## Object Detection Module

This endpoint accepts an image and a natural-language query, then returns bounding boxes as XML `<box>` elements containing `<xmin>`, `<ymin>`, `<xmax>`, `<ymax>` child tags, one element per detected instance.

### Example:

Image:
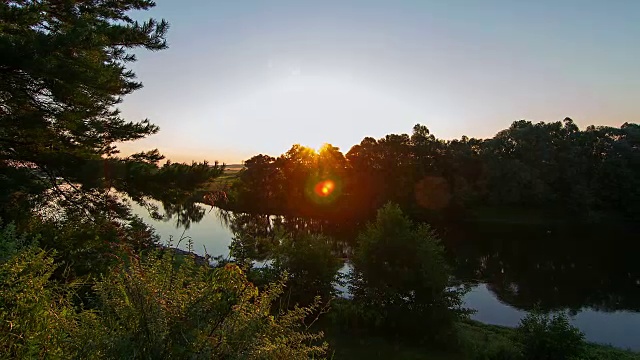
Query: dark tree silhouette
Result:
<box><xmin>0</xmin><ymin>0</ymin><xmax>222</xmax><ymax>223</ymax></box>
<box><xmin>226</xmin><ymin>118</ymin><xmax>639</xmax><ymax>223</ymax></box>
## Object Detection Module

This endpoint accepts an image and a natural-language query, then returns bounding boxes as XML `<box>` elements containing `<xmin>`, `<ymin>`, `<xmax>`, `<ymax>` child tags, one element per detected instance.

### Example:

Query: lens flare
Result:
<box><xmin>314</xmin><ymin>179</ymin><xmax>335</xmax><ymax>197</ymax></box>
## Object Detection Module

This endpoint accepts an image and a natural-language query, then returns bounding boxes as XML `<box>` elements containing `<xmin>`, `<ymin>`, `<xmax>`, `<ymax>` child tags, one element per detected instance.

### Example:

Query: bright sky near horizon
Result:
<box><xmin>118</xmin><ymin>0</ymin><xmax>640</xmax><ymax>164</ymax></box>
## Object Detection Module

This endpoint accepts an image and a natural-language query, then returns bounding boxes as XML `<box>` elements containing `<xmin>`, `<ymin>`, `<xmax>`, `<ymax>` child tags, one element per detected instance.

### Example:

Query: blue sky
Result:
<box><xmin>118</xmin><ymin>0</ymin><xmax>640</xmax><ymax>163</ymax></box>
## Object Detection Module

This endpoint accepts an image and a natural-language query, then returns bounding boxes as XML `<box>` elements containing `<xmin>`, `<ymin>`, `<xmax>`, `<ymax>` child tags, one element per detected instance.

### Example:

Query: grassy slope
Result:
<box><xmin>204</xmin><ymin>168</ymin><xmax>241</xmax><ymax>192</ymax></box>
<box><xmin>322</xmin><ymin>320</ymin><xmax>640</xmax><ymax>360</ymax></box>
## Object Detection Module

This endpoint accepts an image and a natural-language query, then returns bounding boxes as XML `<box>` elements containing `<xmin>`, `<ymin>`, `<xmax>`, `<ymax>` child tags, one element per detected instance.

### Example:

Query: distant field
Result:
<box><xmin>204</xmin><ymin>166</ymin><xmax>241</xmax><ymax>191</ymax></box>
<box><xmin>224</xmin><ymin>164</ymin><xmax>244</xmax><ymax>171</ymax></box>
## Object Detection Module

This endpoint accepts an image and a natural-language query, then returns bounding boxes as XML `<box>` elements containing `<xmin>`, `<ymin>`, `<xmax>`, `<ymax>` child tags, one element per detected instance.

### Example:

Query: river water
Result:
<box><xmin>131</xmin><ymin>201</ymin><xmax>640</xmax><ymax>350</ymax></box>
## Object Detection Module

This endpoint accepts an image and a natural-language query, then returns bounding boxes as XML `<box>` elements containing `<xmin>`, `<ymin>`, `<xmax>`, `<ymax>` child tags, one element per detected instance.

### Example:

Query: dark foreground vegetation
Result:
<box><xmin>1</xmin><ymin>1</ymin><xmax>638</xmax><ymax>359</ymax></box>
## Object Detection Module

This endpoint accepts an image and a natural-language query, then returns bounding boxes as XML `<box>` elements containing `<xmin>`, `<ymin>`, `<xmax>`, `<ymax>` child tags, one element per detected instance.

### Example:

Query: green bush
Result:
<box><xmin>345</xmin><ymin>203</ymin><xmax>468</xmax><ymax>344</ymax></box>
<box><xmin>0</xmin><ymin>243</ymin><xmax>328</xmax><ymax>359</ymax></box>
<box><xmin>0</xmin><ymin>219</ymin><xmax>35</xmax><ymax>261</ymax></box>
<box><xmin>85</xmin><ymin>250</ymin><xmax>328</xmax><ymax>359</ymax></box>
<box><xmin>0</xmin><ymin>247</ymin><xmax>87</xmax><ymax>359</ymax></box>
<box><xmin>227</xmin><ymin>214</ymin><xmax>342</xmax><ymax>309</ymax></box>
<box><xmin>25</xmin><ymin>212</ymin><xmax>158</xmax><ymax>280</ymax></box>
<box><xmin>516</xmin><ymin>311</ymin><xmax>585</xmax><ymax>360</ymax></box>
<box><xmin>270</xmin><ymin>232</ymin><xmax>342</xmax><ymax>308</ymax></box>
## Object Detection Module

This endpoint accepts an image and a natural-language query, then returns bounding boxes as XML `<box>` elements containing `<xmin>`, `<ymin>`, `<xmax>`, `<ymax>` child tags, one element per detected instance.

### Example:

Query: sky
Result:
<box><xmin>118</xmin><ymin>0</ymin><xmax>640</xmax><ymax>164</ymax></box>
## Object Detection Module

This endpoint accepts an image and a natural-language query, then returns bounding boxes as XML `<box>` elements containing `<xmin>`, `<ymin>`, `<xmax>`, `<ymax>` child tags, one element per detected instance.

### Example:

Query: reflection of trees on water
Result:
<box><xmin>158</xmin><ymin>203</ymin><xmax>640</xmax><ymax>314</ymax></box>
<box><xmin>445</xmin><ymin>225</ymin><xmax>640</xmax><ymax>313</ymax></box>
<box><xmin>158</xmin><ymin>200</ymin><xmax>207</xmax><ymax>230</ymax></box>
<box><xmin>215</xmin><ymin>209</ymin><xmax>354</xmax><ymax>264</ymax></box>
<box><xmin>132</xmin><ymin>193</ymin><xmax>209</xmax><ymax>230</ymax></box>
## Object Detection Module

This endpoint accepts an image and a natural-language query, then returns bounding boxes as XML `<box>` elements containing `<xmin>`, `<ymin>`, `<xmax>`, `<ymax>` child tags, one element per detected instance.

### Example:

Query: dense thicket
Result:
<box><xmin>228</xmin><ymin>119</ymin><xmax>640</xmax><ymax>223</ymax></box>
<box><xmin>0</xmin><ymin>229</ymin><xmax>327</xmax><ymax>359</ymax></box>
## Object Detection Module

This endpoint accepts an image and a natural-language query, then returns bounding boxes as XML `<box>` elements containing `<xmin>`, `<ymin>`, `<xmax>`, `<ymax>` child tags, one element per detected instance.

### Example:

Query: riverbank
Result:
<box><xmin>322</xmin><ymin>320</ymin><xmax>640</xmax><ymax>359</ymax></box>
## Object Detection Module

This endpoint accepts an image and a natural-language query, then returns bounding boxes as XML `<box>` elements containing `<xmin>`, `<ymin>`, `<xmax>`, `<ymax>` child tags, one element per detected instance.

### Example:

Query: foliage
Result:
<box><xmin>0</xmin><ymin>218</ymin><xmax>33</xmax><ymax>260</ymax></box>
<box><xmin>270</xmin><ymin>231</ymin><xmax>342</xmax><ymax>307</ymax></box>
<box><xmin>227</xmin><ymin>119</ymin><xmax>640</xmax><ymax>223</ymax></box>
<box><xmin>224</xmin><ymin>210</ymin><xmax>342</xmax><ymax>308</ymax></box>
<box><xmin>228</xmin><ymin>145</ymin><xmax>355</xmax><ymax>219</ymax></box>
<box><xmin>456</xmin><ymin>321</ymin><xmax>523</xmax><ymax>360</ymax></box>
<box><xmin>227</xmin><ymin>212</ymin><xmax>280</xmax><ymax>268</ymax></box>
<box><xmin>515</xmin><ymin>311</ymin><xmax>585</xmax><ymax>360</ymax></box>
<box><xmin>344</xmin><ymin>203</ymin><xmax>468</xmax><ymax>343</ymax></box>
<box><xmin>455</xmin><ymin>319</ymin><xmax>640</xmax><ymax>360</ymax></box>
<box><xmin>0</xmin><ymin>0</ymin><xmax>222</xmax><ymax>223</ymax></box>
<box><xmin>581</xmin><ymin>343</ymin><xmax>640</xmax><ymax>360</ymax></box>
<box><xmin>0</xmin><ymin>246</ymin><xmax>86</xmax><ymax>359</ymax></box>
<box><xmin>83</xmin><ymin>249</ymin><xmax>327</xmax><ymax>359</ymax></box>
<box><xmin>323</xmin><ymin>317</ymin><xmax>640</xmax><ymax>360</ymax></box>
<box><xmin>20</xmin><ymin>209</ymin><xmax>158</xmax><ymax>281</ymax></box>
<box><xmin>0</xmin><ymin>243</ymin><xmax>328</xmax><ymax>359</ymax></box>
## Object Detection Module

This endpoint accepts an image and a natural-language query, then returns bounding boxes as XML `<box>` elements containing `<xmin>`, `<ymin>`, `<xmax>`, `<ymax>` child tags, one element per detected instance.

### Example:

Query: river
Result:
<box><xmin>130</xmin><ymin>201</ymin><xmax>640</xmax><ymax>350</ymax></box>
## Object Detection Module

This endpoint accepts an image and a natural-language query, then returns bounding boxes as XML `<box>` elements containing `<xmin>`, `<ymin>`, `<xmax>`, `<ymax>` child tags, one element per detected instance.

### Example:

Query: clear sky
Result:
<box><xmin>118</xmin><ymin>0</ymin><xmax>640</xmax><ymax>164</ymax></box>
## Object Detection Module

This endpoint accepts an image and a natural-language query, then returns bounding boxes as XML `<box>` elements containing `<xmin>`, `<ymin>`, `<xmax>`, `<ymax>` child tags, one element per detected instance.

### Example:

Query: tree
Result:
<box><xmin>270</xmin><ymin>231</ymin><xmax>342</xmax><ymax>307</ymax></box>
<box><xmin>346</xmin><ymin>203</ymin><xmax>467</xmax><ymax>343</ymax></box>
<box><xmin>279</xmin><ymin>145</ymin><xmax>317</xmax><ymax>211</ymax></box>
<box><xmin>0</xmin><ymin>0</ymin><xmax>221</xmax><ymax>223</ymax></box>
<box><xmin>234</xmin><ymin>154</ymin><xmax>281</xmax><ymax>211</ymax></box>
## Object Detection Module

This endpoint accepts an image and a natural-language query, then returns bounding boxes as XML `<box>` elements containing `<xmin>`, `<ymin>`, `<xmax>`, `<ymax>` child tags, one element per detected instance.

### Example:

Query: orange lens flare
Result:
<box><xmin>314</xmin><ymin>180</ymin><xmax>335</xmax><ymax>197</ymax></box>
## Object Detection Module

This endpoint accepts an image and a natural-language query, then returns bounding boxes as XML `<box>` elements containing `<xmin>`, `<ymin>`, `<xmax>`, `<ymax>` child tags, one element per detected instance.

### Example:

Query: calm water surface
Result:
<box><xmin>131</xmin><ymin>202</ymin><xmax>640</xmax><ymax>350</ymax></box>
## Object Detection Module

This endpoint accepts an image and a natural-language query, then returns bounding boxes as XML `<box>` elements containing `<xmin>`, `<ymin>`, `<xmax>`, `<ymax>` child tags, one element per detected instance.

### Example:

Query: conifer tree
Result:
<box><xmin>0</xmin><ymin>1</ymin><xmax>221</xmax><ymax>220</ymax></box>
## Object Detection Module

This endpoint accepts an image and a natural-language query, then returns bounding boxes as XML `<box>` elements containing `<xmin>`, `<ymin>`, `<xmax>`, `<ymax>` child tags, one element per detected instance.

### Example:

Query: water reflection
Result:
<box><xmin>132</xmin><ymin>202</ymin><xmax>640</xmax><ymax>349</ymax></box>
<box><xmin>445</xmin><ymin>224</ymin><xmax>640</xmax><ymax>313</ymax></box>
<box><xmin>465</xmin><ymin>284</ymin><xmax>640</xmax><ymax>350</ymax></box>
<box><xmin>130</xmin><ymin>200</ymin><xmax>233</xmax><ymax>257</ymax></box>
<box><xmin>217</xmin><ymin>209</ymin><xmax>355</xmax><ymax>263</ymax></box>
<box><xmin>142</xmin><ymin>198</ymin><xmax>209</xmax><ymax>230</ymax></box>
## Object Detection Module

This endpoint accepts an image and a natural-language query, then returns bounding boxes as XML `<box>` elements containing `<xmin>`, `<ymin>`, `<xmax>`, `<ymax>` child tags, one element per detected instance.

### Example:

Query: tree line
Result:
<box><xmin>227</xmin><ymin>120</ymin><xmax>640</xmax><ymax>223</ymax></box>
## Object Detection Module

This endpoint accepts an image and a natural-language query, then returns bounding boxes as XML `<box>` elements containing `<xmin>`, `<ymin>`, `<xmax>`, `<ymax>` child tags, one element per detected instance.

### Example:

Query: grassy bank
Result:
<box><xmin>321</xmin><ymin>320</ymin><xmax>640</xmax><ymax>360</ymax></box>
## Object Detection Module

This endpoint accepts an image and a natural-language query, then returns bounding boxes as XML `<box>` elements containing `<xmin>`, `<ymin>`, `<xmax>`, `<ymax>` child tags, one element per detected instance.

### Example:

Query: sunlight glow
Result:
<box><xmin>313</xmin><ymin>179</ymin><xmax>335</xmax><ymax>197</ymax></box>
<box><xmin>204</xmin><ymin>74</ymin><xmax>423</xmax><ymax>161</ymax></box>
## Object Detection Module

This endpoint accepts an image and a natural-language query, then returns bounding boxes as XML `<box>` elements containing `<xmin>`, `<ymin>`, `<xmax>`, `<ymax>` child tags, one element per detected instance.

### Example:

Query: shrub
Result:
<box><xmin>227</xmin><ymin>212</ymin><xmax>279</xmax><ymax>268</ymax></box>
<box><xmin>346</xmin><ymin>203</ymin><xmax>468</xmax><ymax>344</ymax></box>
<box><xmin>23</xmin><ymin>212</ymin><xmax>159</xmax><ymax>280</ymax></box>
<box><xmin>83</xmin><ymin>249</ymin><xmax>328</xmax><ymax>359</ymax></box>
<box><xmin>271</xmin><ymin>232</ymin><xmax>342</xmax><ymax>308</ymax></box>
<box><xmin>516</xmin><ymin>311</ymin><xmax>585</xmax><ymax>360</ymax></box>
<box><xmin>0</xmin><ymin>219</ymin><xmax>36</xmax><ymax>261</ymax></box>
<box><xmin>0</xmin><ymin>247</ymin><xmax>86</xmax><ymax>359</ymax></box>
<box><xmin>0</xmin><ymin>242</ymin><xmax>328</xmax><ymax>359</ymax></box>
